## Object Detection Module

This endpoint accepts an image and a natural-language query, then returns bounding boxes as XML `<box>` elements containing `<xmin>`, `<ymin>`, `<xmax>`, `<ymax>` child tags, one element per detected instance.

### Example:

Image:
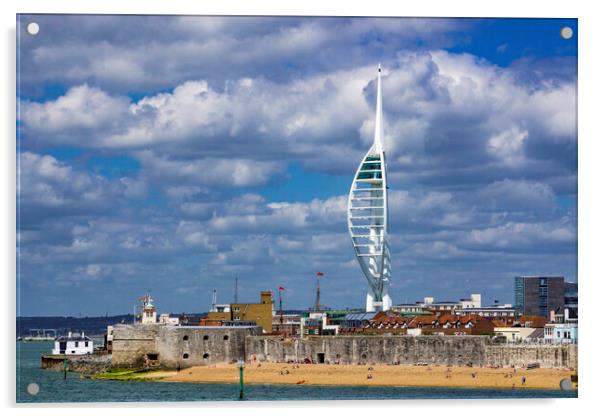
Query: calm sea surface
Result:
<box><xmin>17</xmin><ymin>341</ymin><xmax>576</xmax><ymax>403</ymax></box>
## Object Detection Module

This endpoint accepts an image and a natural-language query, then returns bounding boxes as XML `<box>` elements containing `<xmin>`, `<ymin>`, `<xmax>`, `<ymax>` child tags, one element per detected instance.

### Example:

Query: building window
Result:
<box><xmin>223</xmin><ymin>335</ymin><xmax>229</xmax><ymax>341</ymax></box>
<box><xmin>203</xmin><ymin>353</ymin><xmax>209</xmax><ymax>359</ymax></box>
<box><xmin>203</xmin><ymin>335</ymin><xmax>209</xmax><ymax>340</ymax></box>
<box><xmin>183</xmin><ymin>353</ymin><xmax>189</xmax><ymax>359</ymax></box>
<box><xmin>183</xmin><ymin>335</ymin><xmax>189</xmax><ymax>341</ymax></box>
<box><xmin>85</xmin><ymin>341</ymin><xmax>88</xmax><ymax>347</ymax></box>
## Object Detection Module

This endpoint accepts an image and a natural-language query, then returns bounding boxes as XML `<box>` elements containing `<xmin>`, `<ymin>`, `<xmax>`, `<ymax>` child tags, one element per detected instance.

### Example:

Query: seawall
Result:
<box><xmin>245</xmin><ymin>336</ymin><xmax>577</xmax><ymax>369</ymax></box>
<box><xmin>486</xmin><ymin>344</ymin><xmax>577</xmax><ymax>369</ymax></box>
<box><xmin>41</xmin><ymin>354</ymin><xmax>112</xmax><ymax>375</ymax></box>
<box><xmin>111</xmin><ymin>324</ymin><xmax>262</xmax><ymax>369</ymax></box>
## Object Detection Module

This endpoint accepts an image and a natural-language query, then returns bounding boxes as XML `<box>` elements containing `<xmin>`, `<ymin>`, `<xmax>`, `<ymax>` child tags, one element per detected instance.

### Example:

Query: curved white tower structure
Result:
<box><xmin>347</xmin><ymin>64</ymin><xmax>392</xmax><ymax>312</ymax></box>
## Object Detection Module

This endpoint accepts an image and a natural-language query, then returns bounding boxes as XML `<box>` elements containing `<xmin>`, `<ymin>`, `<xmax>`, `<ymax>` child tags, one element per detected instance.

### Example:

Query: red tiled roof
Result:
<box><xmin>437</xmin><ymin>314</ymin><xmax>456</xmax><ymax>324</ymax></box>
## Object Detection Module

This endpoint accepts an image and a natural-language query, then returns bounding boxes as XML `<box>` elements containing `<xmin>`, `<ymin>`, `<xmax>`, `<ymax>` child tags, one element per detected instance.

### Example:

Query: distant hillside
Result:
<box><xmin>17</xmin><ymin>313</ymin><xmax>206</xmax><ymax>338</ymax></box>
<box><xmin>17</xmin><ymin>315</ymin><xmax>135</xmax><ymax>338</ymax></box>
<box><xmin>16</xmin><ymin>309</ymin><xmax>319</xmax><ymax>338</ymax></box>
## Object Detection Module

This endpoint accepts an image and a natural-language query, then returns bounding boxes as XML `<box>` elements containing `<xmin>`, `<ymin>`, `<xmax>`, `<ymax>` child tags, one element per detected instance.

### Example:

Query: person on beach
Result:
<box><xmin>522</xmin><ymin>376</ymin><xmax>526</xmax><ymax>386</ymax></box>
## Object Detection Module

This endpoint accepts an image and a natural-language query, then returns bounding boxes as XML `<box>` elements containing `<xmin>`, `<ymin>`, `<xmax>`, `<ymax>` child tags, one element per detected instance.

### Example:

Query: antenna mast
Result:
<box><xmin>211</xmin><ymin>289</ymin><xmax>217</xmax><ymax>312</ymax></box>
<box><xmin>234</xmin><ymin>277</ymin><xmax>238</xmax><ymax>304</ymax></box>
<box><xmin>314</xmin><ymin>272</ymin><xmax>325</xmax><ymax>311</ymax></box>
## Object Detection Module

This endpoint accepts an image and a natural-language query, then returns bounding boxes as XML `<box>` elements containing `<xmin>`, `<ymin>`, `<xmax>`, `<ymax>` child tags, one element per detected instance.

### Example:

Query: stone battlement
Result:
<box><xmin>110</xmin><ymin>327</ymin><xmax>577</xmax><ymax>370</ymax></box>
<box><xmin>245</xmin><ymin>336</ymin><xmax>577</xmax><ymax>369</ymax></box>
<box><xmin>111</xmin><ymin>324</ymin><xmax>262</xmax><ymax>369</ymax></box>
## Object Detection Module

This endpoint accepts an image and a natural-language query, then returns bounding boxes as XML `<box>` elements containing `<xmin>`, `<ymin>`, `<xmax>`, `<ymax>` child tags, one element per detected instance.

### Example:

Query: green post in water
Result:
<box><xmin>63</xmin><ymin>357</ymin><xmax>67</xmax><ymax>380</ymax></box>
<box><xmin>238</xmin><ymin>359</ymin><xmax>244</xmax><ymax>400</ymax></box>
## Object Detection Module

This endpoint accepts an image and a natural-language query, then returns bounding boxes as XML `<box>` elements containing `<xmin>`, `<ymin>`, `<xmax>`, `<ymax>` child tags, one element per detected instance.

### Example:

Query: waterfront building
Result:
<box><xmin>390</xmin><ymin>303</ymin><xmax>429</xmax><ymax>314</ymax></box>
<box><xmin>159</xmin><ymin>314</ymin><xmax>180</xmax><ymax>325</ymax></box>
<box><xmin>272</xmin><ymin>314</ymin><xmax>302</xmax><ymax>336</ymax></box>
<box><xmin>52</xmin><ymin>332</ymin><xmax>93</xmax><ymax>355</ymax></box>
<box><xmin>491</xmin><ymin>316</ymin><xmax>546</xmax><ymax>343</ymax></box>
<box><xmin>550</xmin><ymin>306</ymin><xmax>578</xmax><ymax>324</ymax></box>
<box><xmin>459</xmin><ymin>294</ymin><xmax>482</xmax><ymax>309</ymax></box>
<box><xmin>348</xmin><ymin>64</ymin><xmax>392</xmax><ymax>312</ymax></box>
<box><xmin>205</xmin><ymin>291</ymin><xmax>273</xmax><ymax>333</ymax></box>
<box><xmin>514</xmin><ymin>276</ymin><xmax>565</xmax><ymax>317</ymax></box>
<box><xmin>544</xmin><ymin>323</ymin><xmax>578</xmax><ymax>345</ymax></box>
<box><xmin>340</xmin><ymin>312</ymin><xmax>378</xmax><ymax>333</ymax></box>
<box><xmin>391</xmin><ymin>293</ymin><xmax>483</xmax><ymax>315</ymax></box>
<box><xmin>454</xmin><ymin>307</ymin><xmax>516</xmax><ymax>318</ymax></box>
<box><xmin>564</xmin><ymin>281</ymin><xmax>578</xmax><ymax>319</ymax></box>
<box><xmin>493</xmin><ymin>327</ymin><xmax>537</xmax><ymax>342</ymax></box>
<box><xmin>300</xmin><ymin>312</ymin><xmax>341</xmax><ymax>336</ymax></box>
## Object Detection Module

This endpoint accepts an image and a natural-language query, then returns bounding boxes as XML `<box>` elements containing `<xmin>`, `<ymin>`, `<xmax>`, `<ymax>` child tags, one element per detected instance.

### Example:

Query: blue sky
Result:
<box><xmin>16</xmin><ymin>15</ymin><xmax>577</xmax><ymax>316</ymax></box>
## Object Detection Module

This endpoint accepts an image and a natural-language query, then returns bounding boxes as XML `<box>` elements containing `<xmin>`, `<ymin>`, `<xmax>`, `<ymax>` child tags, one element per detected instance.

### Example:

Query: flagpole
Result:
<box><xmin>279</xmin><ymin>289</ymin><xmax>283</xmax><ymax>325</ymax></box>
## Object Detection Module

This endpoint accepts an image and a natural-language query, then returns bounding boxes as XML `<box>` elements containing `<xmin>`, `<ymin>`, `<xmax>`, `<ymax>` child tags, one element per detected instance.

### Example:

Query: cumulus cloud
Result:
<box><xmin>18</xmin><ymin>16</ymin><xmax>467</xmax><ymax>95</ymax></box>
<box><xmin>133</xmin><ymin>151</ymin><xmax>286</xmax><ymax>190</ymax></box>
<box><xmin>465</xmin><ymin>220</ymin><xmax>575</xmax><ymax>251</ymax></box>
<box><xmin>18</xmin><ymin>152</ymin><xmax>112</xmax><ymax>216</ymax></box>
<box><xmin>20</xmin><ymin>51</ymin><xmax>576</xmax><ymax>191</ymax></box>
<box><xmin>16</xmin><ymin>15</ymin><xmax>577</xmax><ymax>315</ymax></box>
<box><xmin>20</xmin><ymin>85</ymin><xmax>130</xmax><ymax>146</ymax></box>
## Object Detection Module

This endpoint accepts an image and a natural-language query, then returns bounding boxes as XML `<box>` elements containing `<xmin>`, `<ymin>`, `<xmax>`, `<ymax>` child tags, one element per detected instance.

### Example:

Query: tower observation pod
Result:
<box><xmin>347</xmin><ymin>64</ymin><xmax>392</xmax><ymax>312</ymax></box>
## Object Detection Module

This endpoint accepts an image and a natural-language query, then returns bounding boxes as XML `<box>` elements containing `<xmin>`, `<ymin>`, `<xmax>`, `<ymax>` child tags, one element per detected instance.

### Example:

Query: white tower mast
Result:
<box><xmin>347</xmin><ymin>64</ymin><xmax>392</xmax><ymax>312</ymax></box>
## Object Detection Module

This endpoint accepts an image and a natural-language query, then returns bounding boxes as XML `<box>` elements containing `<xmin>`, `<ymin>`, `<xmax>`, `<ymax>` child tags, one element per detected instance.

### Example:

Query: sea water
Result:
<box><xmin>16</xmin><ymin>341</ymin><xmax>577</xmax><ymax>403</ymax></box>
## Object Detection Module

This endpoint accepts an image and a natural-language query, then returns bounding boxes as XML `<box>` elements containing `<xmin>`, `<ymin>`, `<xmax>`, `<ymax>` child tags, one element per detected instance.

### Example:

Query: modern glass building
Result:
<box><xmin>563</xmin><ymin>281</ymin><xmax>578</xmax><ymax>318</ymax></box>
<box><xmin>347</xmin><ymin>65</ymin><xmax>392</xmax><ymax>312</ymax></box>
<box><xmin>514</xmin><ymin>276</ymin><xmax>565</xmax><ymax>317</ymax></box>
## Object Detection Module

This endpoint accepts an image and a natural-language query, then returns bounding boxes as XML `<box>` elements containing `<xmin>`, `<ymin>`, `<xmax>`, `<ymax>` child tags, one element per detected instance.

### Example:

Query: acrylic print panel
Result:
<box><xmin>16</xmin><ymin>14</ymin><xmax>578</xmax><ymax>403</ymax></box>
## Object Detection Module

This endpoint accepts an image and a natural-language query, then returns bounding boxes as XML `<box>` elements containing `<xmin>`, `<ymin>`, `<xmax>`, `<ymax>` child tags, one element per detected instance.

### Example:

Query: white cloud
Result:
<box><xmin>19</xmin><ymin>152</ymin><xmax>110</xmax><ymax>209</ymax></box>
<box><xmin>21</xmin><ymin>85</ymin><xmax>129</xmax><ymax>144</ymax></box>
<box><xmin>487</xmin><ymin>126</ymin><xmax>528</xmax><ymax>166</ymax></box>
<box><xmin>466</xmin><ymin>221</ymin><xmax>575</xmax><ymax>248</ymax></box>
<box><xmin>477</xmin><ymin>179</ymin><xmax>556</xmax><ymax>213</ymax></box>
<box><xmin>20</xmin><ymin>51</ymin><xmax>576</xmax><ymax>189</ymax></box>
<box><xmin>136</xmin><ymin>150</ymin><xmax>285</xmax><ymax>188</ymax></box>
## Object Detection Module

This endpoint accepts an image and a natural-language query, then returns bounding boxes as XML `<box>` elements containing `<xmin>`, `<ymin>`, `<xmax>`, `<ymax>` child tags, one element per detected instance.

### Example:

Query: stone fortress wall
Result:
<box><xmin>111</xmin><ymin>326</ymin><xmax>577</xmax><ymax>370</ymax></box>
<box><xmin>111</xmin><ymin>324</ymin><xmax>261</xmax><ymax>368</ymax></box>
<box><xmin>245</xmin><ymin>336</ymin><xmax>577</xmax><ymax>369</ymax></box>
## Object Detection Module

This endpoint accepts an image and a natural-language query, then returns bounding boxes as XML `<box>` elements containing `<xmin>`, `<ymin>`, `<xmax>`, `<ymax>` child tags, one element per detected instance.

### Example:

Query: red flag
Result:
<box><xmin>278</xmin><ymin>286</ymin><xmax>285</xmax><ymax>291</ymax></box>
<box><xmin>316</xmin><ymin>272</ymin><xmax>324</xmax><ymax>277</ymax></box>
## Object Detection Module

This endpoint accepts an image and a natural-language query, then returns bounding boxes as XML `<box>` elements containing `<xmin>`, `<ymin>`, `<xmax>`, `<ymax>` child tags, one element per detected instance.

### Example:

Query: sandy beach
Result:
<box><xmin>137</xmin><ymin>363</ymin><xmax>575</xmax><ymax>390</ymax></box>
